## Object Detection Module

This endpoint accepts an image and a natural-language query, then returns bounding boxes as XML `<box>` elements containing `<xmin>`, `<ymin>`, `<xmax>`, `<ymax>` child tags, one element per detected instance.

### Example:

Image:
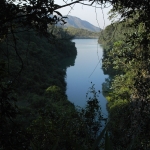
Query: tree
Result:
<box><xmin>1</xmin><ymin>0</ymin><xmax>150</xmax><ymax>149</ymax></box>
<box><xmin>100</xmin><ymin>2</ymin><xmax>150</xmax><ymax>149</ymax></box>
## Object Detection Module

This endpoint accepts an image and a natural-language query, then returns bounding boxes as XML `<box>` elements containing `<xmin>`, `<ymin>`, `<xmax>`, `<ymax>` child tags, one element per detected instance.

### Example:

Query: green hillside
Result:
<box><xmin>0</xmin><ymin>26</ymin><xmax>104</xmax><ymax>149</ymax></box>
<box><xmin>64</xmin><ymin>27</ymin><xmax>99</xmax><ymax>38</ymax></box>
<box><xmin>100</xmin><ymin>20</ymin><xmax>150</xmax><ymax>149</ymax></box>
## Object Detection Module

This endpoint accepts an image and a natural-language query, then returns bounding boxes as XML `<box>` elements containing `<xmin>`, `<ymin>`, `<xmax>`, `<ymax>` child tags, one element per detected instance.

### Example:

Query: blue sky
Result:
<box><xmin>55</xmin><ymin>0</ymin><xmax>112</xmax><ymax>29</ymax></box>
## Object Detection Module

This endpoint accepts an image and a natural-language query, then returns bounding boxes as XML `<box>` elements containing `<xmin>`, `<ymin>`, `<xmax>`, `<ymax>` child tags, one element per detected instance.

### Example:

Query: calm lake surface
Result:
<box><xmin>65</xmin><ymin>39</ymin><xmax>108</xmax><ymax>117</ymax></box>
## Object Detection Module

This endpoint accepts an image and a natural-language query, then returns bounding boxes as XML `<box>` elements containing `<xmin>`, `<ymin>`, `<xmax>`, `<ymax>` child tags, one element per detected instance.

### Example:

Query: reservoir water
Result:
<box><xmin>65</xmin><ymin>39</ymin><xmax>108</xmax><ymax>117</ymax></box>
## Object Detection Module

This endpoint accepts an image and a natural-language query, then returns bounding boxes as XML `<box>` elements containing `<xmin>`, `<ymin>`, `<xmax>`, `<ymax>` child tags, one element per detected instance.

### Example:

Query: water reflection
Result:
<box><xmin>65</xmin><ymin>39</ymin><xmax>108</xmax><ymax>117</ymax></box>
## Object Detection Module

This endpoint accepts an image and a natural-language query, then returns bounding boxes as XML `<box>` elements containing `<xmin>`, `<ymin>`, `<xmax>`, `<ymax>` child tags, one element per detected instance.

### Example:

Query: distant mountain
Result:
<box><xmin>64</xmin><ymin>15</ymin><xmax>101</xmax><ymax>32</ymax></box>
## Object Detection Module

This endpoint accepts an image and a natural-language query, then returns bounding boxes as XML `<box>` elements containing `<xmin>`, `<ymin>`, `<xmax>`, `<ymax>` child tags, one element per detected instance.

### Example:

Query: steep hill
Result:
<box><xmin>64</xmin><ymin>15</ymin><xmax>101</xmax><ymax>32</ymax></box>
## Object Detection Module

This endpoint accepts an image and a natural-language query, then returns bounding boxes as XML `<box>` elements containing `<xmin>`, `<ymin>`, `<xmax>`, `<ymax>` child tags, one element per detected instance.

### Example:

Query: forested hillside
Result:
<box><xmin>0</xmin><ymin>1</ymin><xmax>106</xmax><ymax>148</ymax></box>
<box><xmin>99</xmin><ymin>19</ymin><xmax>150</xmax><ymax>149</ymax></box>
<box><xmin>64</xmin><ymin>27</ymin><xmax>99</xmax><ymax>38</ymax></box>
<box><xmin>0</xmin><ymin>25</ymin><xmax>105</xmax><ymax>149</ymax></box>
<box><xmin>0</xmin><ymin>26</ymin><xmax>74</xmax><ymax>148</ymax></box>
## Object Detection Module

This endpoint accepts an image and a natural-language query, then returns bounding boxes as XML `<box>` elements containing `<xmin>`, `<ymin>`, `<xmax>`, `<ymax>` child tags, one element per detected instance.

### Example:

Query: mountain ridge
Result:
<box><xmin>64</xmin><ymin>15</ymin><xmax>101</xmax><ymax>32</ymax></box>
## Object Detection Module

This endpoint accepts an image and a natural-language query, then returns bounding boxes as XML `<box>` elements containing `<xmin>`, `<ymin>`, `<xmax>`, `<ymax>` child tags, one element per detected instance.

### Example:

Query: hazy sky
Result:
<box><xmin>54</xmin><ymin>1</ymin><xmax>112</xmax><ymax>29</ymax></box>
